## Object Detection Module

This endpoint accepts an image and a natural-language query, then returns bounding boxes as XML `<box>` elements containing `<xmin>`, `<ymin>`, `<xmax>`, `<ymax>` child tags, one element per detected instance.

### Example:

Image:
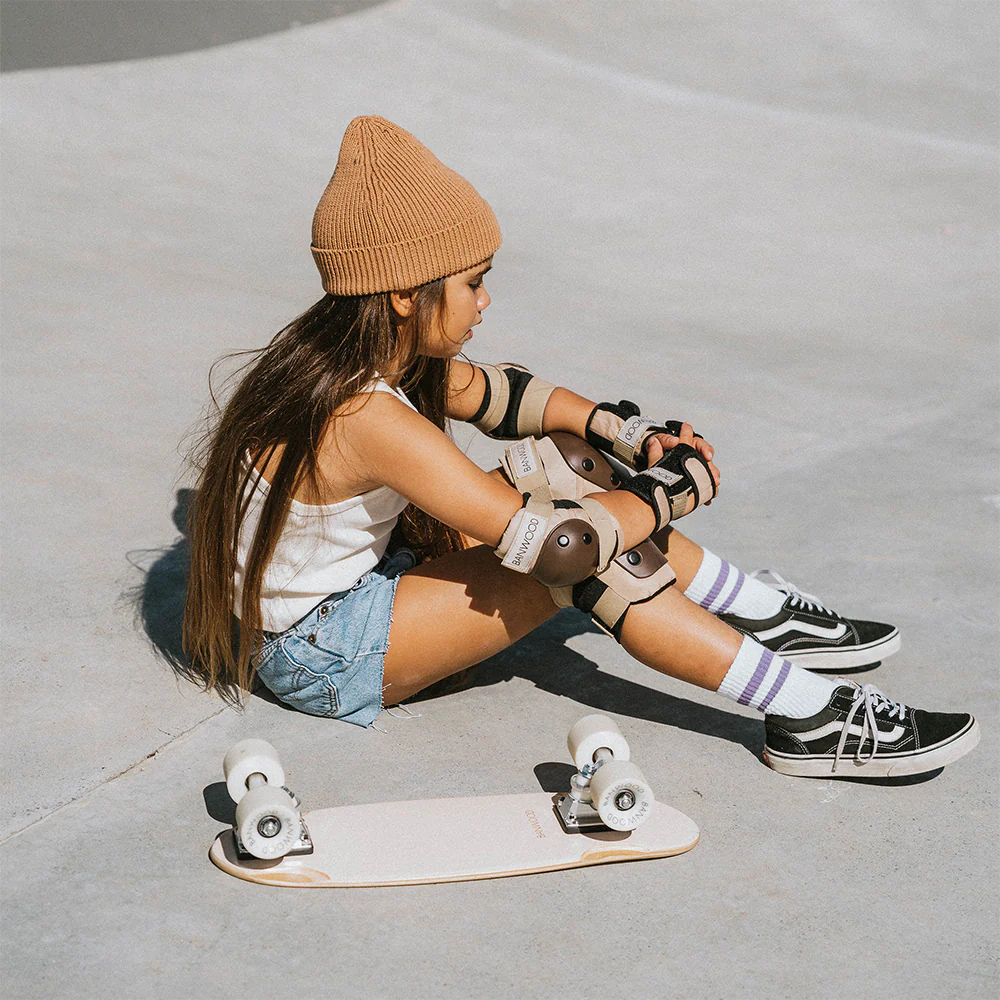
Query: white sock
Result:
<box><xmin>685</xmin><ymin>548</ymin><xmax>785</xmax><ymax>619</ymax></box>
<box><xmin>717</xmin><ymin>636</ymin><xmax>838</xmax><ymax>718</ymax></box>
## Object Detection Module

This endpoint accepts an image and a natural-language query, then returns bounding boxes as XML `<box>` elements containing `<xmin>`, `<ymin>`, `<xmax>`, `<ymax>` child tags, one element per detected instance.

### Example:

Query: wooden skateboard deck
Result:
<box><xmin>209</xmin><ymin>791</ymin><xmax>699</xmax><ymax>888</ymax></box>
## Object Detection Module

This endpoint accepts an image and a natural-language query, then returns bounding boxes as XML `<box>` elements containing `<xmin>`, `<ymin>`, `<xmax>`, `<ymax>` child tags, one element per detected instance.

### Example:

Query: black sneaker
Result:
<box><xmin>764</xmin><ymin>683</ymin><xmax>979</xmax><ymax>778</ymax></box>
<box><xmin>718</xmin><ymin>570</ymin><xmax>900</xmax><ymax>672</ymax></box>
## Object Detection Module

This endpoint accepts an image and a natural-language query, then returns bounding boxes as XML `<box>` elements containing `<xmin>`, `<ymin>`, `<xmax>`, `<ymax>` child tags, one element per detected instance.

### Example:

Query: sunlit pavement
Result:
<box><xmin>2</xmin><ymin>3</ymin><xmax>997</xmax><ymax>997</ymax></box>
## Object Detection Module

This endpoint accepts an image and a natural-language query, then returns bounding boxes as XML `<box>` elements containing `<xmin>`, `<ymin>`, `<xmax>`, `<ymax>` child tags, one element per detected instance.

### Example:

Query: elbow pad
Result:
<box><xmin>586</xmin><ymin>399</ymin><xmax>700</xmax><ymax>471</ymax></box>
<box><xmin>495</xmin><ymin>495</ymin><xmax>622</xmax><ymax>589</ymax></box>
<box><xmin>469</xmin><ymin>363</ymin><xmax>556</xmax><ymax>440</ymax></box>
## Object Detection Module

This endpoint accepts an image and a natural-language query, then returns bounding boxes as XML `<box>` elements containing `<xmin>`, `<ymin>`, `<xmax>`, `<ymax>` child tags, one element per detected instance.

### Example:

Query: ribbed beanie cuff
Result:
<box><xmin>311</xmin><ymin>116</ymin><xmax>502</xmax><ymax>295</ymax></box>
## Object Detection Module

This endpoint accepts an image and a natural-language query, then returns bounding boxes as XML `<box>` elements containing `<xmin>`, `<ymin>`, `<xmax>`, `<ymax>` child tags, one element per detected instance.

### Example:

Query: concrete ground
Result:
<box><xmin>2</xmin><ymin>2</ymin><xmax>997</xmax><ymax>997</ymax></box>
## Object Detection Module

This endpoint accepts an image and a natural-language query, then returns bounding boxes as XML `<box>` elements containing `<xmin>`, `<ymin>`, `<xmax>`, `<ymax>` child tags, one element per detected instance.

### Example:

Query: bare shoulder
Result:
<box><xmin>315</xmin><ymin>387</ymin><xmax>432</xmax><ymax>501</ymax></box>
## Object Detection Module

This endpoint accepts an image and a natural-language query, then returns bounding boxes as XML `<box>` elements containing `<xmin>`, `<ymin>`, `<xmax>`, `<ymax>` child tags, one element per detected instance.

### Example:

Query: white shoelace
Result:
<box><xmin>834</xmin><ymin>683</ymin><xmax>908</xmax><ymax>771</ymax></box>
<box><xmin>750</xmin><ymin>568</ymin><xmax>835</xmax><ymax>615</ymax></box>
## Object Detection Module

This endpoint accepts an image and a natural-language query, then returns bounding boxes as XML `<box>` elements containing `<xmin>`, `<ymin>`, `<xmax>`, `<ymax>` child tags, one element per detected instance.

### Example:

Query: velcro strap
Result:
<box><xmin>612</xmin><ymin>414</ymin><xmax>659</xmax><ymax>466</ymax></box>
<box><xmin>619</xmin><ymin>444</ymin><xmax>715</xmax><ymax>532</ymax></box>
<box><xmin>576</xmin><ymin>496</ymin><xmax>622</xmax><ymax>574</ymax></box>
<box><xmin>514</xmin><ymin>369</ymin><xmax>556</xmax><ymax>438</ymax></box>
<box><xmin>502</xmin><ymin>438</ymin><xmax>552</xmax><ymax>500</ymax></box>
<box><xmin>471</xmin><ymin>363</ymin><xmax>555</xmax><ymax>439</ymax></box>
<box><xmin>565</xmin><ymin>543</ymin><xmax>677</xmax><ymax>640</ymax></box>
<box><xmin>496</xmin><ymin>497</ymin><xmax>552</xmax><ymax>574</ymax></box>
<box><xmin>472</xmin><ymin>364</ymin><xmax>510</xmax><ymax>436</ymax></box>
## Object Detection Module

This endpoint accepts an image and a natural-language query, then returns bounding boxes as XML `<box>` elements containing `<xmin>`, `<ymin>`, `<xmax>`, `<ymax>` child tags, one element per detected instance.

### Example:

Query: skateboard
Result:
<box><xmin>209</xmin><ymin>715</ymin><xmax>699</xmax><ymax>888</ymax></box>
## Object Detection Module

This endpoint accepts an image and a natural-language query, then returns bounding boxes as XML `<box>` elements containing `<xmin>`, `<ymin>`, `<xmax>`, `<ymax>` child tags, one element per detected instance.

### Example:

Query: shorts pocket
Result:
<box><xmin>259</xmin><ymin>637</ymin><xmax>341</xmax><ymax>718</ymax></box>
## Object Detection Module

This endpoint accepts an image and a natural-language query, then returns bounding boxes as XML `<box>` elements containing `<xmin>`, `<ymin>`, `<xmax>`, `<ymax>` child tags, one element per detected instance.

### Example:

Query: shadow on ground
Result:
<box><xmin>132</xmin><ymin>490</ymin><xmax>764</xmax><ymax>760</ymax></box>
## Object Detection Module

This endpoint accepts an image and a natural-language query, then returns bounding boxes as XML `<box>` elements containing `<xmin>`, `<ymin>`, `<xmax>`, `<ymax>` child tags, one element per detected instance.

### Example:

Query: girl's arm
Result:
<box><xmin>447</xmin><ymin>360</ymin><xmax>717</xmax><ymax>481</ymax></box>
<box><xmin>446</xmin><ymin>360</ymin><xmax>599</xmax><ymax>437</ymax></box>
<box><xmin>338</xmin><ymin>390</ymin><xmax>657</xmax><ymax>550</ymax></box>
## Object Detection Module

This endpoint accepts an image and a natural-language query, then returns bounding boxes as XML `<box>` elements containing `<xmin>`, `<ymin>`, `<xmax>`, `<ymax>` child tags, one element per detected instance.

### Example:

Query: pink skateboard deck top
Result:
<box><xmin>210</xmin><ymin>791</ymin><xmax>699</xmax><ymax>888</ymax></box>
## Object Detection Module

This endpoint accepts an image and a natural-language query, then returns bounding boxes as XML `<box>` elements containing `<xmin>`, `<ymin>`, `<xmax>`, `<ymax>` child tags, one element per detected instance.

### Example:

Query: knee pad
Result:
<box><xmin>500</xmin><ymin>433</ymin><xmax>624</xmax><ymax>501</ymax></box>
<box><xmin>550</xmin><ymin>538</ymin><xmax>677</xmax><ymax>641</ymax></box>
<box><xmin>495</xmin><ymin>495</ymin><xmax>622</xmax><ymax>589</ymax></box>
<box><xmin>469</xmin><ymin>363</ymin><xmax>557</xmax><ymax>440</ymax></box>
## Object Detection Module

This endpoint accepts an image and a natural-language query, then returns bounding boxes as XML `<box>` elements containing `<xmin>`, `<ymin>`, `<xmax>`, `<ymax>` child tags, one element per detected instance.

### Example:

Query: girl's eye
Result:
<box><xmin>469</xmin><ymin>281</ymin><xmax>482</xmax><ymax>291</ymax></box>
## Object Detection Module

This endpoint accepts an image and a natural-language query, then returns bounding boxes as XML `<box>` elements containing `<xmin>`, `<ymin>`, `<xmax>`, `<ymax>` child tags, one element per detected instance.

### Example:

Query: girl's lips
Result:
<box><xmin>465</xmin><ymin>330</ymin><xmax>473</xmax><ymax>339</ymax></box>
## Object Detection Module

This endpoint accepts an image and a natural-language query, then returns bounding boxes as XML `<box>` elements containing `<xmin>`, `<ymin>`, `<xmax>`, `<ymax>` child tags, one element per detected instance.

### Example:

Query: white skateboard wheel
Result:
<box><xmin>589</xmin><ymin>759</ymin><xmax>654</xmax><ymax>831</ymax></box>
<box><xmin>234</xmin><ymin>784</ymin><xmax>302</xmax><ymax>860</ymax></box>
<box><xmin>567</xmin><ymin>714</ymin><xmax>630</xmax><ymax>771</ymax></box>
<box><xmin>223</xmin><ymin>739</ymin><xmax>285</xmax><ymax>804</ymax></box>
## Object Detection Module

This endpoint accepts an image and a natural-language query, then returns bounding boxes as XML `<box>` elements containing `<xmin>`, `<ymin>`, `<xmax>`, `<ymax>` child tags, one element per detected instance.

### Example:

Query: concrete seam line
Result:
<box><xmin>0</xmin><ymin>705</ymin><xmax>230</xmax><ymax>846</ymax></box>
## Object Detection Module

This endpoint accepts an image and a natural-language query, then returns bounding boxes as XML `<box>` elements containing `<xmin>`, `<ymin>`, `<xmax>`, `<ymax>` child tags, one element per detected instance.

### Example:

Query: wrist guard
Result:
<box><xmin>616</xmin><ymin>443</ymin><xmax>716</xmax><ymax>532</ymax></box>
<box><xmin>585</xmin><ymin>399</ymin><xmax>698</xmax><ymax>471</ymax></box>
<box><xmin>469</xmin><ymin>363</ymin><xmax>557</xmax><ymax>440</ymax></box>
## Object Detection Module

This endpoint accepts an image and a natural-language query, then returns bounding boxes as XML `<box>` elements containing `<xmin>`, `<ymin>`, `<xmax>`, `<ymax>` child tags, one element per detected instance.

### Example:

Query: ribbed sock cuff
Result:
<box><xmin>684</xmin><ymin>549</ymin><xmax>785</xmax><ymax>619</ymax></box>
<box><xmin>717</xmin><ymin>636</ymin><xmax>836</xmax><ymax>718</ymax></box>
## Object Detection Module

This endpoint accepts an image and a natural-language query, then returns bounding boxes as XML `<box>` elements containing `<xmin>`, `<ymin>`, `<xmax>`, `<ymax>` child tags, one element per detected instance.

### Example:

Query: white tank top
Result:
<box><xmin>233</xmin><ymin>379</ymin><xmax>417</xmax><ymax>632</ymax></box>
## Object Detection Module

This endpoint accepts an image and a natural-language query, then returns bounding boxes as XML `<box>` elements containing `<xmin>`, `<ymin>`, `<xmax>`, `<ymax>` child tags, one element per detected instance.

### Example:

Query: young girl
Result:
<box><xmin>184</xmin><ymin>115</ymin><xmax>978</xmax><ymax>779</ymax></box>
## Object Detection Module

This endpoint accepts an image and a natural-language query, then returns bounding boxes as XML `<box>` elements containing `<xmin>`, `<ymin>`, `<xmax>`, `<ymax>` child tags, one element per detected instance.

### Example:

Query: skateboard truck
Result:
<box><xmin>222</xmin><ymin>741</ymin><xmax>316</xmax><ymax>861</ymax></box>
<box><xmin>555</xmin><ymin>715</ymin><xmax>655</xmax><ymax>834</ymax></box>
<box><xmin>232</xmin><ymin>784</ymin><xmax>315</xmax><ymax>861</ymax></box>
<box><xmin>556</xmin><ymin>755</ymin><xmax>619</xmax><ymax>833</ymax></box>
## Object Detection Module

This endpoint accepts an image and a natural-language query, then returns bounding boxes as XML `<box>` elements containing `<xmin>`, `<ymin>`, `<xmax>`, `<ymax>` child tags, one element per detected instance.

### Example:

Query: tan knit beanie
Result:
<box><xmin>311</xmin><ymin>116</ymin><xmax>502</xmax><ymax>295</ymax></box>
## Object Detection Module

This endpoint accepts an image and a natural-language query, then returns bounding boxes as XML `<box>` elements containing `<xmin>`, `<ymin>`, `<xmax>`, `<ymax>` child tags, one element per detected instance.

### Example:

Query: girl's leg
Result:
<box><xmin>382</xmin><ymin>542</ymin><xmax>746</xmax><ymax>704</ymax></box>
<box><xmin>383</xmin><ymin>537</ymin><xmax>978</xmax><ymax>777</ymax></box>
<box><xmin>648</xmin><ymin>526</ymin><xmax>703</xmax><ymax>590</ymax></box>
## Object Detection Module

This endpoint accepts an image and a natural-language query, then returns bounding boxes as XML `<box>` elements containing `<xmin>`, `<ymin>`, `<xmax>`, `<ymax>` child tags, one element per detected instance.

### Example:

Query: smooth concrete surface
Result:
<box><xmin>2</xmin><ymin>2</ymin><xmax>997</xmax><ymax>997</ymax></box>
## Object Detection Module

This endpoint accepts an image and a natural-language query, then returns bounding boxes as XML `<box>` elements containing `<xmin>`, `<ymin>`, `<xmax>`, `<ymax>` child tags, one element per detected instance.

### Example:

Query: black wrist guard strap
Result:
<box><xmin>616</xmin><ymin>443</ymin><xmax>716</xmax><ymax>532</ymax></box>
<box><xmin>585</xmin><ymin>400</ymin><xmax>699</xmax><ymax>471</ymax></box>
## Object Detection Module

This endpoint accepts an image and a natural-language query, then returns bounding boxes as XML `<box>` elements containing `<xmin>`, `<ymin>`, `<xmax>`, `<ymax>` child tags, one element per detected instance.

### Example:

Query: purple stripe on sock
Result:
<box><xmin>758</xmin><ymin>659</ymin><xmax>792</xmax><ymax>711</ymax></box>
<box><xmin>737</xmin><ymin>648</ymin><xmax>774</xmax><ymax>705</ymax></box>
<box><xmin>699</xmin><ymin>560</ymin><xmax>730</xmax><ymax>609</ymax></box>
<box><xmin>715</xmin><ymin>569</ymin><xmax>745</xmax><ymax>615</ymax></box>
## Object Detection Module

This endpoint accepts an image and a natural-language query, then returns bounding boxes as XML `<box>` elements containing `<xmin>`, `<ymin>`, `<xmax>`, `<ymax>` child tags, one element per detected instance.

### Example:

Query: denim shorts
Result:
<box><xmin>253</xmin><ymin>547</ymin><xmax>416</xmax><ymax>728</ymax></box>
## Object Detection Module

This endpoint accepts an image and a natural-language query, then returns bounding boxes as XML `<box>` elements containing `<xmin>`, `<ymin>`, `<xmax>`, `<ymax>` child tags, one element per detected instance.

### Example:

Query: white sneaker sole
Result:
<box><xmin>764</xmin><ymin>718</ymin><xmax>980</xmax><ymax>778</ymax></box>
<box><xmin>780</xmin><ymin>630</ymin><xmax>901</xmax><ymax>671</ymax></box>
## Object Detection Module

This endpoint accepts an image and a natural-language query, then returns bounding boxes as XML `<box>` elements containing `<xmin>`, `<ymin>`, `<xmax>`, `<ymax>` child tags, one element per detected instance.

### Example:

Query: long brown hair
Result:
<box><xmin>183</xmin><ymin>280</ymin><xmax>467</xmax><ymax>702</ymax></box>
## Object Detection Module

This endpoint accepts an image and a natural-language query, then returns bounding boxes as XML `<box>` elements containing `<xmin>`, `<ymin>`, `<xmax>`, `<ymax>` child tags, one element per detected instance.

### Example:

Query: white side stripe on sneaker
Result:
<box><xmin>755</xmin><ymin>620</ymin><xmax>848</xmax><ymax>642</ymax></box>
<box><xmin>795</xmin><ymin>720</ymin><xmax>906</xmax><ymax>744</ymax></box>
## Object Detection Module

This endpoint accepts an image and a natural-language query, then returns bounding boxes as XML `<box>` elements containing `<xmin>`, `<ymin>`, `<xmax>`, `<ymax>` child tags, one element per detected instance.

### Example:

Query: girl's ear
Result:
<box><xmin>390</xmin><ymin>288</ymin><xmax>418</xmax><ymax>318</ymax></box>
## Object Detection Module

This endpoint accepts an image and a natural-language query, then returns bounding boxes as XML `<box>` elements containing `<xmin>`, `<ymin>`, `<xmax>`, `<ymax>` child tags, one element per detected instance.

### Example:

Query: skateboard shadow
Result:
<box><xmin>204</xmin><ymin>781</ymin><xmax>236</xmax><ymax>825</ymax></box>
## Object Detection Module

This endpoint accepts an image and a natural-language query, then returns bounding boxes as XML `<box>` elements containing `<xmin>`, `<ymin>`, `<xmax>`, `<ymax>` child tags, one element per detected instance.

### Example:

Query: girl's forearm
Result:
<box><xmin>540</xmin><ymin>386</ymin><xmax>598</xmax><ymax>438</ymax></box>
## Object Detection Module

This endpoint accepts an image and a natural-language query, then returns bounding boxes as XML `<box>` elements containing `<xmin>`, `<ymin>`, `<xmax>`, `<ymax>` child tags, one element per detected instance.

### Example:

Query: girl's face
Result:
<box><xmin>427</xmin><ymin>259</ymin><xmax>492</xmax><ymax>358</ymax></box>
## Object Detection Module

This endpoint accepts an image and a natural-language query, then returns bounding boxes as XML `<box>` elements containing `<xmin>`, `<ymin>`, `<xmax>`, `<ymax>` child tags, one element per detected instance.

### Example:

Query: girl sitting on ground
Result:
<box><xmin>183</xmin><ymin>116</ymin><xmax>978</xmax><ymax>779</ymax></box>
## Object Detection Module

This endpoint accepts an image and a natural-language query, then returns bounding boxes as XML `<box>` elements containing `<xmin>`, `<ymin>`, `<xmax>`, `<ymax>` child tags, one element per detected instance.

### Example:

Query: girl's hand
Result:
<box><xmin>644</xmin><ymin>425</ymin><xmax>720</xmax><ymax>498</ymax></box>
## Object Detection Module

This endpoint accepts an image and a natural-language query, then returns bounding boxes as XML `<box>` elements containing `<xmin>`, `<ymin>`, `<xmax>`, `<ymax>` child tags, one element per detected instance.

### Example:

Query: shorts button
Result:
<box><xmin>320</xmin><ymin>606</ymin><xmax>328</xmax><ymax>615</ymax></box>
<box><xmin>308</xmin><ymin>634</ymin><xmax>317</xmax><ymax>644</ymax></box>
